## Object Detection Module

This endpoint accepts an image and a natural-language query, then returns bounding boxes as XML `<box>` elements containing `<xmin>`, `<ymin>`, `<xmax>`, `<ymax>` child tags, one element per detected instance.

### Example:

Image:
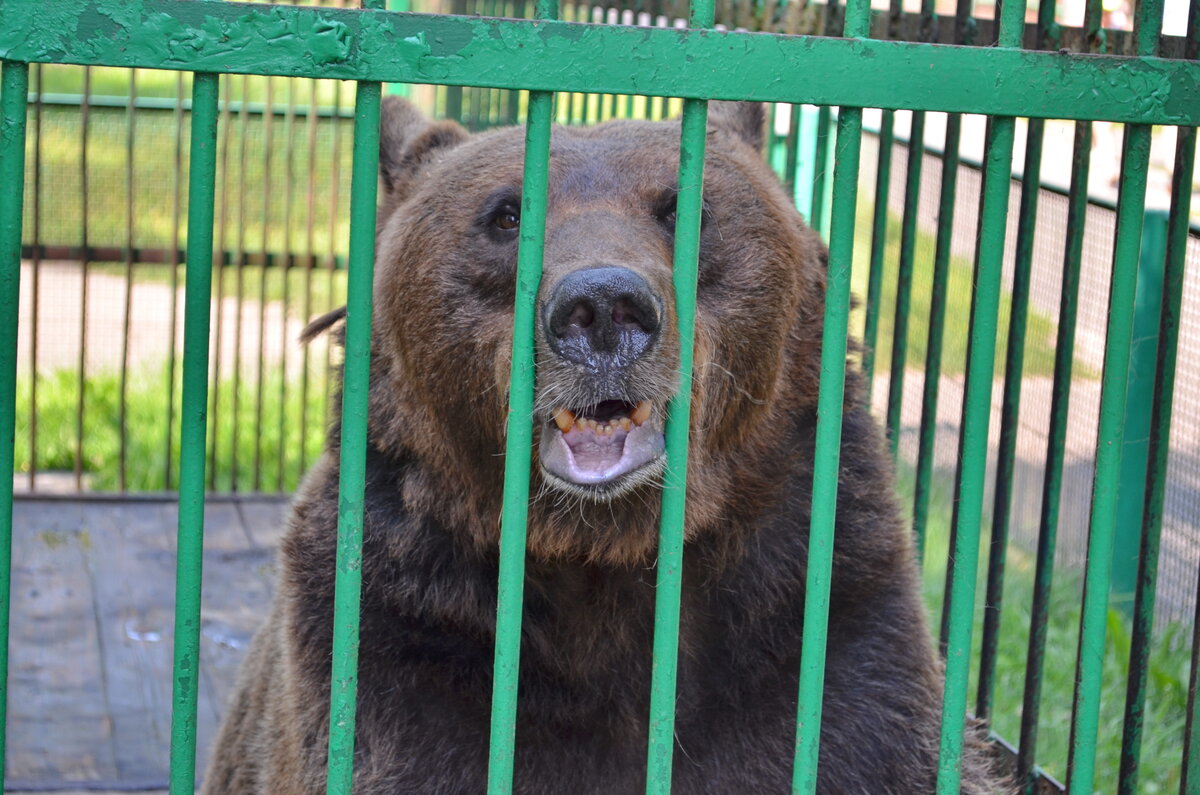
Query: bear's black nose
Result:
<box><xmin>544</xmin><ymin>266</ymin><xmax>661</xmax><ymax>369</ymax></box>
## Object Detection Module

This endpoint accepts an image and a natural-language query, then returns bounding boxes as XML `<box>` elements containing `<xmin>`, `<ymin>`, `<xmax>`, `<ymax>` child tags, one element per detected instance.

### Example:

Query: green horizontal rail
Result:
<box><xmin>0</xmin><ymin>58</ymin><xmax>30</xmax><ymax>786</ymax></box>
<box><xmin>3</xmin><ymin>1</ymin><xmax>1199</xmax><ymax>124</ymax></box>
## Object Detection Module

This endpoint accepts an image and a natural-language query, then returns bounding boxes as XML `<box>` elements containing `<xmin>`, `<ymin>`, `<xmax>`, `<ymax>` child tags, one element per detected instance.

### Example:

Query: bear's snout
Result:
<box><xmin>543</xmin><ymin>266</ymin><xmax>662</xmax><ymax>371</ymax></box>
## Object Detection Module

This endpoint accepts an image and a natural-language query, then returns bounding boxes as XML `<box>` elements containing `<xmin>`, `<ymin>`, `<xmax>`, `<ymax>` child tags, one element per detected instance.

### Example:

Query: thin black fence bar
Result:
<box><xmin>0</xmin><ymin>57</ymin><xmax>30</xmax><ymax>787</ymax></box>
<box><xmin>485</xmin><ymin>0</ymin><xmax>557</xmax><ymax>787</ymax></box>
<box><xmin>323</xmin><ymin>77</ymin><xmax>346</xmax><ymax>447</ymax></box>
<box><xmin>26</xmin><ymin>63</ymin><xmax>40</xmax><ymax>492</ymax></box>
<box><xmin>977</xmin><ymin>0</ymin><xmax>1059</xmax><ymax>720</ymax></box>
<box><xmin>1120</xmin><ymin>2</ymin><xmax>1197</xmax><ymax>783</ymax></box>
<box><xmin>73</xmin><ymin>67</ymin><xmax>90</xmax><ymax>491</ymax></box>
<box><xmin>887</xmin><ymin>0</ymin><xmax>932</xmax><ymax>437</ymax></box>
<box><xmin>883</xmin><ymin>100</ymin><xmax>923</xmax><ymax>460</ymax></box>
<box><xmin>253</xmin><ymin>71</ymin><xmax>275</xmax><ymax>492</ymax></box>
<box><xmin>791</xmin><ymin>0</ymin><xmax>871</xmax><ymax>788</ymax></box>
<box><xmin>277</xmin><ymin>77</ymin><xmax>299</xmax><ymax>493</ymax></box>
<box><xmin>935</xmin><ymin>0</ymin><xmax>1026</xmax><ymax>786</ymax></box>
<box><xmin>910</xmin><ymin>0</ymin><xmax>971</xmax><ymax>560</ymax></box>
<box><xmin>164</xmin><ymin>70</ymin><xmax>186</xmax><ymax>492</ymax></box>
<box><xmin>299</xmin><ymin>78</ymin><xmax>321</xmax><ymax>477</ymax></box>
<box><xmin>1066</xmin><ymin>0</ymin><xmax>1163</xmax><ymax>786</ymax></box>
<box><xmin>1016</xmin><ymin>32</ymin><xmax>1099</xmax><ymax>791</ymax></box>
<box><xmin>324</xmin><ymin>74</ymin><xmax>383</xmax><ymax>795</ymax></box>
<box><xmin>862</xmin><ymin>106</ymin><xmax>892</xmax><ymax>402</ymax></box>
<box><xmin>645</xmin><ymin>0</ymin><xmax>714</xmax><ymax>789</ymax></box>
<box><xmin>118</xmin><ymin>70</ymin><xmax>138</xmax><ymax>492</ymax></box>
<box><xmin>230</xmin><ymin>77</ymin><xmax>251</xmax><ymax>492</ymax></box>
<box><xmin>165</xmin><ymin>69</ymin><xmax>219</xmax><ymax>795</ymax></box>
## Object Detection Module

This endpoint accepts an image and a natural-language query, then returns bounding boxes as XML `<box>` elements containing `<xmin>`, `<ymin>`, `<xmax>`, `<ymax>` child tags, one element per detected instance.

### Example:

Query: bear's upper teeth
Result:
<box><xmin>553</xmin><ymin>408</ymin><xmax>576</xmax><ymax>433</ymax></box>
<box><xmin>551</xmin><ymin>400</ymin><xmax>653</xmax><ymax>434</ymax></box>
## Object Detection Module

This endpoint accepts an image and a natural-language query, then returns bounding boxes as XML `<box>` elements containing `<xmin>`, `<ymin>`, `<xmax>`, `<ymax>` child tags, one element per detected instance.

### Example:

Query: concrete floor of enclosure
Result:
<box><xmin>5</xmin><ymin>495</ymin><xmax>287</xmax><ymax>792</ymax></box>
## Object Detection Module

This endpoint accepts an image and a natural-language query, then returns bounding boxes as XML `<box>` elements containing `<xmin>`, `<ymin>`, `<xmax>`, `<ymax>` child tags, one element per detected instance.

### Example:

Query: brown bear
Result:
<box><xmin>202</xmin><ymin>97</ymin><xmax>1007</xmax><ymax>794</ymax></box>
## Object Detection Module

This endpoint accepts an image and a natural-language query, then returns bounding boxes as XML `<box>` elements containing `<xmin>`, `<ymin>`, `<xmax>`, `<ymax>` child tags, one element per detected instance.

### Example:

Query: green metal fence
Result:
<box><xmin>2</xmin><ymin>0</ymin><xmax>1200</xmax><ymax>793</ymax></box>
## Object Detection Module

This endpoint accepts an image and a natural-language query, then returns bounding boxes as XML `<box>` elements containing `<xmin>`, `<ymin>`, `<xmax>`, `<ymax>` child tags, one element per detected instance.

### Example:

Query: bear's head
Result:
<box><xmin>363</xmin><ymin>97</ymin><xmax>829</xmax><ymax>565</ymax></box>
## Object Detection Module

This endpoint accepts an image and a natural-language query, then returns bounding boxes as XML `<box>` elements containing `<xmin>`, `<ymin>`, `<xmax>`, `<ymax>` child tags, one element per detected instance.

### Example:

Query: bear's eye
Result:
<box><xmin>655</xmin><ymin>191</ymin><xmax>712</xmax><ymax>233</ymax></box>
<box><xmin>492</xmin><ymin>205</ymin><xmax>520</xmax><ymax>231</ymax></box>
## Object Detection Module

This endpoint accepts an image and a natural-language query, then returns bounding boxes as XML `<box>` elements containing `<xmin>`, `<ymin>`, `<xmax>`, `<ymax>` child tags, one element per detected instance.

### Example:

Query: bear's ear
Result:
<box><xmin>707</xmin><ymin>101</ymin><xmax>766</xmax><ymax>153</ymax></box>
<box><xmin>378</xmin><ymin>96</ymin><xmax>469</xmax><ymax>199</ymax></box>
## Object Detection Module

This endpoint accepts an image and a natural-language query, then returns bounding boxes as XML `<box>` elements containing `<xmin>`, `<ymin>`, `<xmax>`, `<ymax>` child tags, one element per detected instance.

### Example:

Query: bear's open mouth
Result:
<box><xmin>538</xmin><ymin>399</ymin><xmax>666</xmax><ymax>496</ymax></box>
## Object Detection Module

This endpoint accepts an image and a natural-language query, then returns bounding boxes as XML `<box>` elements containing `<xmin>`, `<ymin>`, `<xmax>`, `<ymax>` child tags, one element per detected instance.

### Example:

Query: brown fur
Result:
<box><xmin>203</xmin><ymin>98</ymin><xmax>1010</xmax><ymax>794</ymax></box>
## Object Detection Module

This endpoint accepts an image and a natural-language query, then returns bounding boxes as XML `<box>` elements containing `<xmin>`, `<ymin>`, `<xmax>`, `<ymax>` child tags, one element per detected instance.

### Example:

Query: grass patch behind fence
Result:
<box><xmin>849</xmin><ymin>203</ymin><xmax>1095</xmax><ymax>381</ymax></box>
<box><xmin>14</xmin><ymin>361</ymin><xmax>333</xmax><ymax>493</ymax></box>
<box><xmin>911</xmin><ymin>465</ymin><xmax>1190</xmax><ymax>792</ymax></box>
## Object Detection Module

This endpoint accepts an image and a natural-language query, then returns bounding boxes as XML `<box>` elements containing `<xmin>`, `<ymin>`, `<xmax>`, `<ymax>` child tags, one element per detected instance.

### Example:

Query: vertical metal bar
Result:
<box><xmin>324</xmin><ymin>79</ymin><xmax>345</xmax><ymax>434</ymax></box>
<box><xmin>1016</xmin><ymin>7</ymin><xmax>1102</xmax><ymax>788</ymax></box>
<box><xmin>861</xmin><ymin>109</ymin><xmax>892</xmax><ymax>403</ymax></box>
<box><xmin>1113</xmin><ymin>209</ymin><xmax>1170</xmax><ymax>794</ymax></box>
<box><xmin>486</xmin><ymin>90</ymin><xmax>552</xmax><ymax>795</ymax></box>
<box><xmin>300</xmin><ymin>78</ymin><xmax>320</xmax><ymax>476</ymax></box>
<box><xmin>486</xmin><ymin>4</ymin><xmax>557</xmax><ymax>790</ymax></box>
<box><xmin>871</xmin><ymin>0</ymin><xmax>905</xmax><ymax>419</ymax></box>
<box><xmin>278</xmin><ymin>78</ymin><xmax>299</xmax><ymax>493</ymax></box>
<box><xmin>976</xmin><ymin>113</ymin><xmax>1044</xmax><ymax>719</ymax></box>
<box><xmin>254</xmin><ymin>74</ymin><xmax>275</xmax><ymax>492</ymax></box>
<box><xmin>809</xmin><ymin>107</ymin><xmax>831</xmax><ymax>238</ymax></box>
<box><xmin>208</xmin><ymin>74</ymin><xmax>234</xmax><ymax>491</ymax></box>
<box><xmin>1016</xmin><ymin>124</ymin><xmax>1096</xmax><ymax>795</ymax></box>
<box><xmin>324</xmin><ymin>76</ymin><xmax>382</xmax><ymax>795</ymax></box>
<box><xmin>645</xmin><ymin>4</ymin><xmax>714</xmax><ymax>792</ymax></box>
<box><xmin>884</xmin><ymin>108</ymin><xmax>925</xmax><ymax>458</ymax></box>
<box><xmin>165</xmin><ymin>71</ymin><xmax>186</xmax><ymax>491</ymax></box>
<box><xmin>977</xmin><ymin>0</ymin><xmax>1059</xmax><ymax>718</ymax></box>
<box><xmin>487</xmin><ymin>0</ymin><xmax>556</xmax><ymax>787</ymax></box>
<box><xmin>167</xmin><ymin>69</ymin><xmax>219</xmax><ymax>795</ymax></box>
<box><xmin>27</xmin><ymin>64</ymin><xmax>41</xmax><ymax>492</ymax></box>
<box><xmin>911</xmin><ymin>0</ymin><xmax>971</xmax><ymax>559</ymax></box>
<box><xmin>791</xmin><ymin>0</ymin><xmax>870</xmax><ymax>788</ymax></box>
<box><xmin>230</xmin><ymin>77</ymin><xmax>251</xmax><ymax>492</ymax></box>
<box><xmin>119</xmin><ymin>70</ymin><xmax>138</xmax><ymax>492</ymax></box>
<box><xmin>1121</xmin><ymin>6</ymin><xmax>1196</xmax><ymax>781</ymax></box>
<box><xmin>0</xmin><ymin>58</ymin><xmax>30</xmax><ymax>785</ymax></box>
<box><xmin>936</xmin><ymin>0</ymin><xmax>1024</xmax><ymax>787</ymax></box>
<box><xmin>1067</xmin><ymin>0</ymin><xmax>1163</xmax><ymax>787</ymax></box>
<box><xmin>784</xmin><ymin>104</ymin><xmax>802</xmax><ymax>198</ymax></box>
<box><xmin>74</xmin><ymin>67</ymin><xmax>91</xmax><ymax>492</ymax></box>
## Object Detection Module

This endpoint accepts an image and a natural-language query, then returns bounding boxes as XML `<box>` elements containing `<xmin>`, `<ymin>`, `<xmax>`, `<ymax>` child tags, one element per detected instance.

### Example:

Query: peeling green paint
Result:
<box><xmin>0</xmin><ymin>0</ymin><xmax>1196</xmax><ymax>124</ymax></box>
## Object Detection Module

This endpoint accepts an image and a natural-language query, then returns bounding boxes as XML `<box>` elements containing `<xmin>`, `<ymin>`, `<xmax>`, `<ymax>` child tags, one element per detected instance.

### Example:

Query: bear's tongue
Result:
<box><xmin>561</xmin><ymin>426</ymin><xmax>630</xmax><ymax>474</ymax></box>
<box><xmin>539</xmin><ymin>400</ymin><xmax>665</xmax><ymax>486</ymax></box>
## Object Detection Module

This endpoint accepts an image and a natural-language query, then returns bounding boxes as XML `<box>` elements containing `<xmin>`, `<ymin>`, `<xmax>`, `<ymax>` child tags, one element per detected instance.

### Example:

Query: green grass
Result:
<box><xmin>911</xmin><ymin>466</ymin><xmax>1189</xmax><ymax>792</ymax></box>
<box><xmin>22</xmin><ymin>97</ymin><xmax>355</xmax><ymax>259</ymax></box>
<box><xmin>849</xmin><ymin>203</ymin><xmax>1095</xmax><ymax>381</ymax></box>
<box><xmin>14</xmin><ymin>361</ymin><xmax>333</xmax><ymax>492</ymax></box>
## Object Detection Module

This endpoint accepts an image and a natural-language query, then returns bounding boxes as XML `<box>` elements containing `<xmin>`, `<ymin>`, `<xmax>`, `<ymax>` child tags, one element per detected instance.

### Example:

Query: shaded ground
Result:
<box><xmin>5</xmin><ymin>496</ymin><xmax>287</xmax><ymax>792</ymax></box>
